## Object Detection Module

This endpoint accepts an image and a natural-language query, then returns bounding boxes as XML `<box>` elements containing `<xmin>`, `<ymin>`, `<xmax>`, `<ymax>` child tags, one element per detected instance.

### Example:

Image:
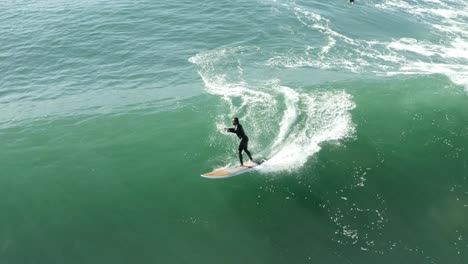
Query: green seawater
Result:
<box><xmin>1</xmin><ymin>0</ymin><xmax>468</xmax><ymax>263</ymax></box>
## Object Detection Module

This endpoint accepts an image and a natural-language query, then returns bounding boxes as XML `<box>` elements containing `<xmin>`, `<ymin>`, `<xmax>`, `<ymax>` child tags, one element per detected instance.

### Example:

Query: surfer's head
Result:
<box><xmin>232</xmin><ymin>117</ymin><xmax>239</xmax><ymax>125</ymax></box>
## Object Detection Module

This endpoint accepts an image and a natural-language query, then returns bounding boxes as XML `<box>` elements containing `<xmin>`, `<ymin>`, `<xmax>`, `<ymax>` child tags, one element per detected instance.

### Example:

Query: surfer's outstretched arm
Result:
<box><xmin>225</xmin><ymin>127</ymin><xmax>236</xmax><ymax>133</ymax></box>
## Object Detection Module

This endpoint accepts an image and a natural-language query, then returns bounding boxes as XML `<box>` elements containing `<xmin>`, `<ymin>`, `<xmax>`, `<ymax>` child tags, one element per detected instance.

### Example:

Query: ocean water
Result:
<box><xmin>1</xmin><ymin>0</ymin><xmax>467</xmax><ymax>263</ymax></box>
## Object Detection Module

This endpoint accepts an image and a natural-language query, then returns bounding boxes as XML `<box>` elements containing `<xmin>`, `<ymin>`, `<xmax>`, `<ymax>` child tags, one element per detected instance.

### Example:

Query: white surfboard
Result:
<box><xmin>201</xmin><ymin>160</ymin><xmax>262</xmax><ymax>179</ymax></box>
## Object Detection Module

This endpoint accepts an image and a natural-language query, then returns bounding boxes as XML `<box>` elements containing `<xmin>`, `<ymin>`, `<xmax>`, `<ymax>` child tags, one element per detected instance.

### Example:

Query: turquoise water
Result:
<box><xmin>1</xmin><ymin>0</ymin><xmax>468</xmax><ymax>263</ymax></box>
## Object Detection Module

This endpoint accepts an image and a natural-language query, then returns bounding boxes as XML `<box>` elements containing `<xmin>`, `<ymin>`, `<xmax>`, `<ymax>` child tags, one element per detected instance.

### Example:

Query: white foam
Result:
<box><xmin>320</xmin><ymin>36</ymin><xmax>336</xmax><ymax>56</ymax></box>
<box><xmin>260</xmin><ymin>90</ymin><xmax>355</xmax><ymax>173</ymax></box>
<box><xmin>388</xmin><ymin>61</ymin><xmax>468</xmax><ymax>88</ymax></box>
<box><xmin>372</xmin><ymin>0</ymin><xmax>468</xmax><ymax>88</ymax></box>
<box><xmin>271</xmin><ymin>86</ymin><xmax>300</xmax><ymax>149</ymax></box>
<box><xmin>265</xmin><ymin>0</ymin><xmax>468</xmax><ymax>89</ymax></box>
<box><xmin>387</xmin><ymin>38</ymin><xmax>437</xmax><ymax>57</ymax></box>
<box><xmin>189</xmin><ymin>46</ymin><xmax>274</xmax><ymax>106</ymax></box>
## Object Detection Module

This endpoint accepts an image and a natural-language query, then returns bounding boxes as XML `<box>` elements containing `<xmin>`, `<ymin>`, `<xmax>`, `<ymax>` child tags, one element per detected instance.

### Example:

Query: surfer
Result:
<box><xmin>224</xmin><ymin>117</ymin><xmax>254</xmax><ymax>166</ymax></box>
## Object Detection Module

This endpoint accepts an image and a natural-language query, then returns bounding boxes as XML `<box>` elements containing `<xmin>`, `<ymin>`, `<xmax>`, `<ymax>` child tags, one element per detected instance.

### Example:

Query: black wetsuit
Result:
<box><xmin>227</xmin><ymin>124</ymin><xmax>253</xmax><ymax>165</ymax></box>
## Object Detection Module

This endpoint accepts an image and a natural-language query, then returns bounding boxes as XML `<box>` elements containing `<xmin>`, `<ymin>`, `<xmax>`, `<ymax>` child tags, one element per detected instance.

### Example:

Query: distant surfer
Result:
<box><xmin>224</xmin><ymin>117</ymin><xmax>254</xmax><ymax>166</ymax></box>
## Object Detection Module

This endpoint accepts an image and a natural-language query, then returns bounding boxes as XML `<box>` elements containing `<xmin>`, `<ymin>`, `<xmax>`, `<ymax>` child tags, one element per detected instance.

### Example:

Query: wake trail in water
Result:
<box><xmin>190</xmin><ymin>46</ymin><xmax>355</xmax><ymax>173</ymax></box>
<box><xmin>263</xmin><ymin>86</ymin><xmax>355</xmax><ymax>172</ymax></box>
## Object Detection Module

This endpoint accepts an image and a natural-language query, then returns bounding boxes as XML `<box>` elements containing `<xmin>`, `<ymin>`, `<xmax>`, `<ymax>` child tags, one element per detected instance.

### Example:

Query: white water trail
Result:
<box><xmin>271</xmin><ymin>86</ymin><xmax>299</xmax><ymax>149</ymax></box>
<box><xmin>190</xmin><ymin>46</ymin><xmax>356</xmax><ymax>173</ymax></box>
<box><xmin>261</xmin><ymin>90</ymin><xmax>355</xmax><ymax>173</ymax></box>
